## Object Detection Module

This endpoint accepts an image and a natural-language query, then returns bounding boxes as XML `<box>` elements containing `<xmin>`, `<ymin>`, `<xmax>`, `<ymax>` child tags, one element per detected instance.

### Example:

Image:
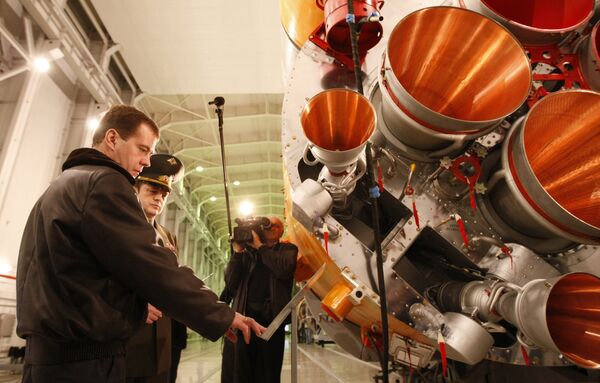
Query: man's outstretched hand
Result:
<box><xmin>225</xmin><ymin>312</ymin><xmax>266</xmax><ymax>344</ymax></box>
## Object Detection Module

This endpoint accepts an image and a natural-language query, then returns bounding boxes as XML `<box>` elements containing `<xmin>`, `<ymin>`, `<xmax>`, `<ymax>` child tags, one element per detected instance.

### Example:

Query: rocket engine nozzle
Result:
<box><xmin>300</xmin><ymin>88</ymin><xmax>376</xmax><ymax>173</ymax></box>
<box><xmin>386</xmin><ymin>7</ymin><xmax>530</xmax><ymax>126</ymax></box>
<box><xmin>379</xmin><ymin>7</ymin><xmax>531</xmax><ymax>153</ymax></box>
<box><xmin>498</xmin><ymin>90</ymin><xmax>600</xmax><ymax>244</ymax></box>
<box><xmin>579</xmin><ymin>21</ymin><xmax>600</xmax><ymax>91</ymax></box>
<box><xmin>473</xmin><ymin>0</ymin><xmax>596</xmax><ymax>45</ymax></box>
<box><xmin>498</xmin><ymin>273</ymin><xmax>600</xmax><ymax>369</ymax></box>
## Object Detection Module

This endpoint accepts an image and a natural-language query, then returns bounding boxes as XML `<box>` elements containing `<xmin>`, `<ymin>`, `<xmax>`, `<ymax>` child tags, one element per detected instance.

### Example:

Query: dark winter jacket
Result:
<box><xmin>16</xmin><ymin>148</ymin><xmax>233</xmax><ymax>363</ymax></box>
<box><xmin>225</xmin><ymin>242</ymin><xmax>297</xmax><ymax>325</ymax></box>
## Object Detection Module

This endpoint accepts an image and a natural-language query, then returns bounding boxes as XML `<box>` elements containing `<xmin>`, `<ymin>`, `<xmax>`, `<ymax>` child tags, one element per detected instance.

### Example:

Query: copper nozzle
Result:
<box><xmin>387</xmin><ymin>7</ymin><xmax>531</xmax><ymax>122</ymax></box>
<box><xmin>522</xmin><ymin>91</ymin><xmax>600</xmax><ymax>229</ymax></box>
<box><xmin>301</xmin><ymin>89</ymin><xmax>376</xmax><ymax>151</ymax></box>
<box><xmin>547</xmin><ymin>273</ymin><xmax>600</xmax><ymax>368</ymax></box>
<box><xmin>482</xmin><ymin>0</ymin><xmax>595</xmax><ymax>32</ymax></box>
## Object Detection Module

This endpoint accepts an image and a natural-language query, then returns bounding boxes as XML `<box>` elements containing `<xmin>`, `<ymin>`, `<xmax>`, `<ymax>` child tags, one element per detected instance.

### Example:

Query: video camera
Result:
<box><xmin>232</xmin><ymin>216</ymin><xmax>271</xmax><ymax>244</ymax></box>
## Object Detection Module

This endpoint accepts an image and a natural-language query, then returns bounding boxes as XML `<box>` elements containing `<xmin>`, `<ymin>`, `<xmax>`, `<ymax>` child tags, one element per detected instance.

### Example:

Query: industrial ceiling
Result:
<box><xmin>90</xmin><ymin>0</ymin><xmax>288</xmax><ymax>246</ymax></box>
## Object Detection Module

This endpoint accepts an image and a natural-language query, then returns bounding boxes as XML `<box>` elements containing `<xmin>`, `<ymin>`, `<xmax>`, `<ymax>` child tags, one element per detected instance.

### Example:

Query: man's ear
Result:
<box><xmin>105</xmin><ymin>128</ymin><xmax>119</xmax><ymax>149</ymax></box>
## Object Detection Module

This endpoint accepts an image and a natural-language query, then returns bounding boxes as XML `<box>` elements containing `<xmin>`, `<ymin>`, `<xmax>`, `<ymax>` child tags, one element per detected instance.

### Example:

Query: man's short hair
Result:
<box><xmin>92</xmin><ymin>105</ymin><xmax>159</xmax><ymax>146</ymax></box>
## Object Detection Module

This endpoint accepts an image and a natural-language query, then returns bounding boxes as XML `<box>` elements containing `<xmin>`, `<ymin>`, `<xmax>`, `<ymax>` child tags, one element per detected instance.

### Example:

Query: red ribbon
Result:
<box><xmin>521</xmin><ymin>345</ymin><xmax>530</xmax><ymax>367</ymax></box>
<box><xmin>438</xmin><ymin>331</ymin><xmax>447</xmax><ymax>377</ymax></box>
<box><xmin>454</xmin><ymin>214</ymin><xmax>469</xmax><ymax>248</ymax></box>
<box><xmin>501</xmin><ymin>246</ymin><xmax>514</xmax><ymax>270</ymax></box>
<box><xmin>412</xmin><ymin>199</ymin><xmax>420</xmax><ymax>229</ymax></box>
<box><xmin>377</xmin><ymin>164</ymin><xmax>384</xmax><ymax>192</ymax></box>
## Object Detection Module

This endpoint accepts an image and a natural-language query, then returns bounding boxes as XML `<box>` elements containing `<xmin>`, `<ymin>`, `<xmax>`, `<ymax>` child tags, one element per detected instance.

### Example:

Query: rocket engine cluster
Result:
<box><xmin>279</xmin><ymin>0</ymin><xmax>600</xmax><ymax>378</ymax></box>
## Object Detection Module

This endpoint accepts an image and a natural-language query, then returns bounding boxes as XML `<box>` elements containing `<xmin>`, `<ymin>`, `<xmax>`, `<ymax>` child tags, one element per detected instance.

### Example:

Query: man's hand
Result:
<box><xmin>225</xmin><ymin>312</ymin><xmax>266</xmax><ymax>344</ymax></box>
<box><xmin>232</xmin><ymin>241</ymin><xmax>245</xmax><ymax>253</ymax></box>
<box><xmin>145</xmin><ymin>303</ymin><xmax>162</xmax><ymax>324</ymax></box>
<box><xmin>247</xmin><ymin>231</ymin><xmax>263</xmax><ymax>250</ymax></box>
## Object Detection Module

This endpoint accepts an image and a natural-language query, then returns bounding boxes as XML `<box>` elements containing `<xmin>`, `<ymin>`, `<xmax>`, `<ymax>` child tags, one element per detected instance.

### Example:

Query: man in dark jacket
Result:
<box><xmin>16</xmin><ymin>105</ymin><xmax>263</xmax><ymax>383</ymax></box>
<box><xmin>126</xmin><ymin>154</ymin><xmax>185</xmax><ymax>383</ymax></box>
<box><xmin>220</xmin><ymin>216</ymin><xmax>298</xmax><ymax>383</ymax></box>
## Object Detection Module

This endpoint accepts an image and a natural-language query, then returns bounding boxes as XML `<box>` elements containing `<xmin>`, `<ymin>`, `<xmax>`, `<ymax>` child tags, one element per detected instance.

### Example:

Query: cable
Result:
<box><xmin>345</xmin><ymin>3</ymin><xmax>388</xmax><ymax>381</ymax></box>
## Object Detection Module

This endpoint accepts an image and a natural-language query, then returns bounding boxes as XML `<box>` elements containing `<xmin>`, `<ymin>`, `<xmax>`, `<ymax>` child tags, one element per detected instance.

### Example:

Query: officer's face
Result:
<box><xmin>113</xmin><ymin>123</ymin><xmax>157</xmax><ymax>177</ymax></box>
<box><xmin>138</xmin><ymin>183</ymin><xmax>170</xmax><ymax>220</ymax></box>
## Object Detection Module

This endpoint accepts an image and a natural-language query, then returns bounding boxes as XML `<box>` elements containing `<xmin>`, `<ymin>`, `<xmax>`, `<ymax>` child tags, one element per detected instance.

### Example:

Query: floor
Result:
<box><xmin>0</xmin><ymin>338</ymin><xmax>380</xmax><ymax>383</ymax></box>
<box><xmin>177</xmin><ymin>338</ymin><xmax>380</xmax><ymax>383</ymax></box>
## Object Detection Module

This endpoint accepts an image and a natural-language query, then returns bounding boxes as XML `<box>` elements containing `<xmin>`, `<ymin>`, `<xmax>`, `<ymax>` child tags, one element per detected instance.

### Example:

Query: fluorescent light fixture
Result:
<box><xmin>0</xmin><ymin>263</ymin><xmax>12</xmax><ymax>274</ymax></box>
<box><xmin>86</xmin><ymin>117</ymin><xmax>100</xmax><ymax>131</ymax></box>
<box><xmin>209</xmin><ymin>196</ymin><xmax>217</xmax><ymax>202</ymax></box>
<box><xmin>239</xmin><ymin>200</ymin><xmax>254</xmax><ymax>217</ymax></box>
<box><xmin>195</xmin><ymin>166</ymin><xmax>204</xmax><ymax>172</ymax></box>
<box><xmin>233</xmin><ymin>180</ymin><xmax>240</xmax><ymax>186</ymax></box>
<box><xmin>33</xmin><ymin>57</ymin><xmax>50</xmax><ymax>72</ymax></box>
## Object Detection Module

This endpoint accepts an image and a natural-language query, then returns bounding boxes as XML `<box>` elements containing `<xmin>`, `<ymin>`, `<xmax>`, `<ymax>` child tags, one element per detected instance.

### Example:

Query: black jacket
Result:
<box><xmin>224</xmin><ymin>242</ymin><xmax>297</xmax><ymax>324</ymax></box>
<box><xmin>17</xmin><ymin>148</ymin><xmax>233</xmax><ymax>357</ymax></box>
<box><xmin>126</xmin><ymin>222</ymin><xmax>175</xmax><ymax>378</ymax></box>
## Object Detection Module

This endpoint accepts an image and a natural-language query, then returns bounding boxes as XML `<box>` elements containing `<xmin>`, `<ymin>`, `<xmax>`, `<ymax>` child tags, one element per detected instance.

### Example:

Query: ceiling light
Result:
<box><xmin>233</xmin><ymin>180</ymin><xmax>240</xmax><ymax>186</ymax></box>
<box><xmin>195</xmin><ymin>166</ymin><xmax>204</xmax><ymax>172</ymax></box>
<box><xmin>239</xmin><ymin>200</ymin><xmax>254</xmax><ymax>217</ymax></box>
<box><xmin>209</xmin><ymin>196</ymin><xmax>217</xmax><ymax>202</ymax></box>
<box><xmin>33</xmin><ymin>57</ymin><xmax>50</xmax><ymax>72</ymax></box>
<box><xmin>86</xmin><ymin>117</ymin><xmax>100</xmax><ymax>131</ymax></box>
<box><xmin>0</xmin><ymin>263</ymin><xmax>12</xmax><ymax>274</ymax></box>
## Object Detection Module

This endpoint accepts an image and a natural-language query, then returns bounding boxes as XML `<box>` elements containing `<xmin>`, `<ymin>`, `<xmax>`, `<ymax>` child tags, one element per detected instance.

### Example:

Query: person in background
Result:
<box><xmin>126</xmin><ymin>153</ymin><xmax>186</xmax><ymax>383</ymax></box>
<box><xmin>221</xmin><ymin>216</ymin><xmax>298</xmax><ymax>383</ymax></box>
<box><xmin>17</xmin><ymin>104</ymin><xmax>264</xmax><ymax>383</ymax></box>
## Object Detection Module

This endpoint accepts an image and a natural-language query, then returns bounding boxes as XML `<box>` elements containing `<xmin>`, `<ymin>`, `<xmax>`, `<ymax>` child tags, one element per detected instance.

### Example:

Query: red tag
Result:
<box><xmin>521</xmin><ymin>344</ymin><xmax>530</xmax><ymax>367</ymax></box>
<box><xmin>412</xmin><ymin>199</ymin><xmax>420</xmax><ymax>229</ymax></box>
<box><xmin>455</xmin><ymin>214</ymin><xmax>469</xmax><ymax>248</ymax></box>
<box><xmin>438</xmin><ymin>331</ymin><xmax>447</xmax><ymax>377</ymax></box>
<box><xmin>377</xmin><ymin>164</ymin><xmax>384</xmax><ymax>192</ymax></box>
<box><xmin>468</xmin><ymin>180</ymin><xmax>477</xmax><ymax>211</ymax></box>
<box><xmin>501</xmin><ymin>246</ymin><xmax>514</xmax><ymax>270</ymax></box>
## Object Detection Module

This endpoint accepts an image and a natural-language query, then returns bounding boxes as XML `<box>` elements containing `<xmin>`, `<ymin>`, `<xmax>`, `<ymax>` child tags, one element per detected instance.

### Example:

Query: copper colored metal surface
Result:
<box><xmin>547</xmin><ymin>273</ymin><xmax>600</xmax><ymax>368</ymax></box>
<box><xmin>321</xmin><ymin>283</ymin><xmax>354</xmax><ymax>321</ymax></box>
<box><xmin>482</xmin><ymin>0</ymin><xmax>594</xmax><ymax>31</ymax></box>
<box><xmin>301</xmin><ymin>89</ymin><xmax>376</xmax><ymax>151</ymax></box>
<box><xmin>387</xmin><ymin>7</ymin><xmax>531</xmax><ymax>122</ymax></box>
<box><xmin>279</xmin><ymin>0</ymin><xmax>324</xmax><ymax>48</ymax></box>
<box><xmin>522</xmin><ymin>91</ymin><xmax>600</xmax><ymax>228</ymax></box>
<box><xmin>324</xmin><ymin>0</ymin><xmax>383</xmax><ymax>54</ymax></box>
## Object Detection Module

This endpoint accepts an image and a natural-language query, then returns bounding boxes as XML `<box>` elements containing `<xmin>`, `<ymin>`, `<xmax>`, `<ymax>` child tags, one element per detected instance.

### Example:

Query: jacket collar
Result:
<box><xmin>62</xmin><ymin>148</ymin><xmax>135</xmax><ymax>185</ymax></box>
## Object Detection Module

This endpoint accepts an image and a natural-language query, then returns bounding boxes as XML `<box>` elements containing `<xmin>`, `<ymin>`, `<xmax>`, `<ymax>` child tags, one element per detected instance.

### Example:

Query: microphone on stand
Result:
<box><xmin>208</xmin><ymin>96</ymin><xmax>225</xmax><ymax>107</ymax></box>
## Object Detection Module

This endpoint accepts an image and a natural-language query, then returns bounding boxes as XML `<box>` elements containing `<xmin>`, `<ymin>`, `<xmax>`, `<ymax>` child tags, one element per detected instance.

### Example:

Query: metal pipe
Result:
<box><xmin>0</xmin><ymin>65</ymin><xmax>29</xmax><ymax>83</ymax></box>
<box><xmin>0</xmin><ymin>23</ymin><xmax>30</xmax><ymax>61</ymax></box>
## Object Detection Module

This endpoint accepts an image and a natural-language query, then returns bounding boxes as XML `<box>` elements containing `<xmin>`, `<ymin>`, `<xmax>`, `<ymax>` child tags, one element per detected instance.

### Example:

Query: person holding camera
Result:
<box><xmin>220</xmin><ymin>216</ymin><xmax>298</xmax><ymax>383</ymax></box>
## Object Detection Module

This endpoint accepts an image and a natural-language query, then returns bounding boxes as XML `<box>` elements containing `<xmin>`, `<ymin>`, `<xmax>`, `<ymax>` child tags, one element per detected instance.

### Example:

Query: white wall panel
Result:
<box><xmin>0</xmin><ymin>75</ymin><xmax>72</xmax><ymax>272</ymax></box>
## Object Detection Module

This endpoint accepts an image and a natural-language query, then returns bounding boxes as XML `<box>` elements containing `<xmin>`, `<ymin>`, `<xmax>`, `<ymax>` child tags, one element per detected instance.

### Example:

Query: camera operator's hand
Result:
<box><xmin>232</xmin><ymin>241</ymin><xmax>245</xmax><ymax>253</ymax></box>
<box><xmin>247</xmin><ymin>230</ymin><xmax>263</xmax><ymax>250</ymax></box>
<box><xmin>225</xmin><ymin>312</ymin><xmax>266</xmax><ymax>344</ymax></box>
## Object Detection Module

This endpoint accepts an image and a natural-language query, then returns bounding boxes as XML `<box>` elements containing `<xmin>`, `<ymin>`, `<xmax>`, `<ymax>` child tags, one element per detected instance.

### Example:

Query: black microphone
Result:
<box><xmin>208</xmin><ymin>96</ymin><xmax>225</xmax><ymax>107</ymax></box>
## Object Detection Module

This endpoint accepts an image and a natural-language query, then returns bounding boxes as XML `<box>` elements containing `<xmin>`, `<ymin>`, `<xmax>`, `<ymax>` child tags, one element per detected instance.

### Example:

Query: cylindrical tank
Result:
<box><xmin>465</xmin><ymin>0</ymin><xmax>596</xmax><ymax>45</ymax></box>
<box><xmin>379</xmin><ymin>7</ymin><xmax>531</xmax><ymax>152</ymax></box>
<box><xmin>491</xmin><ymin>90</ymin><xmax>600</xmax><ymax>245</ymax></box>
